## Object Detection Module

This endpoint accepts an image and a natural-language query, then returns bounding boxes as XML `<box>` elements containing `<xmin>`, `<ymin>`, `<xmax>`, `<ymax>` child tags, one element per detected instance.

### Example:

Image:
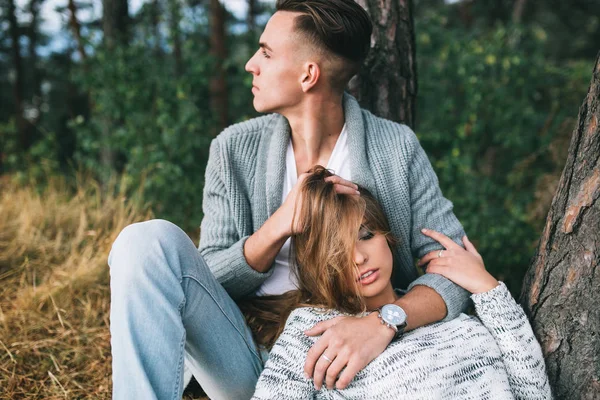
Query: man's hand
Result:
<box><xmin>277</xmin><ymin>173</ymin><xmax>360</xmax><ymax>236</ymax></box>
<box><xmin>244</xmin><ymin>171</ymin><xmax>359</xmax><ymax>273</ymax></box>
<box><xmin>303</xmin><ymin>312</ymin><xmax>394</xmax><ymax>391</ymax></box>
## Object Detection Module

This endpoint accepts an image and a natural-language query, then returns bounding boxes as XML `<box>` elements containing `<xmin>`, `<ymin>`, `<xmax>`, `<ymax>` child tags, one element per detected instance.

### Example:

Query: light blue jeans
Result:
<box><xmin>109</xmin><ymin>219</ymin><xmax>265</xmax><ymax>399</ymax></box>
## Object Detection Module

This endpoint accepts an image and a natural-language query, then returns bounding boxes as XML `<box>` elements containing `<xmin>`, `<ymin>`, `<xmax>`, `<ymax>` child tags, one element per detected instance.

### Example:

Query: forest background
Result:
<box><xmin>1</xmin><ymin>0</ymin><xmax>599</xmax><ymax>397</ymax></box>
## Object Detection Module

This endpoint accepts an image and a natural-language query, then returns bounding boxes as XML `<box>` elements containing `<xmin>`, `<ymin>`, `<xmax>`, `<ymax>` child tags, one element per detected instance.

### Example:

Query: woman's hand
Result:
<box><xmin>303</xmin><ymin>312</ymin><xmax>393</xmax><ymax>391</ymax></box>
<box><xmin>417</xmin><ymin>229</ymin><xmax>499</xmax><ymax>294</ymax></box>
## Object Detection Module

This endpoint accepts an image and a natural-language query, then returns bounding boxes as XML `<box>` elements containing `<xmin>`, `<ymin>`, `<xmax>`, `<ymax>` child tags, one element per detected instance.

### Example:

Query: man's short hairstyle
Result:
<box><xmin>276</xmin><ymin>0</ymin><xmax>373</xmax><ymax>93</ymax></box>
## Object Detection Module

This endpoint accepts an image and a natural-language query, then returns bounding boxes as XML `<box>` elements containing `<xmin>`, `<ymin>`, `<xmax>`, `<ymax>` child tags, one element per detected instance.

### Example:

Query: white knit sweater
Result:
<box><xmin>252</xmin><ymin>282</ymin><xmax>552</xmax><ymax>399</ymax></box>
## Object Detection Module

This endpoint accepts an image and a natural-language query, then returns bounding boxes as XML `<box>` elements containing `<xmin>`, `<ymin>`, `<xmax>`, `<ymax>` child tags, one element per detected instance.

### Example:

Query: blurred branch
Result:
<box><xmin>67</xmin><ymin>0</ymin><xmax>88</xmax><ymax>62</ymax></box>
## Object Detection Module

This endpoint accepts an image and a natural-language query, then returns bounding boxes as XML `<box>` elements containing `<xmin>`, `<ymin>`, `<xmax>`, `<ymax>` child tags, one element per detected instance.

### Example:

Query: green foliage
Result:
<box><xmin>1</xmin><ymin>0</ymin><xmax>595</xmax><ymax>286</ymax></box>
<box><xmin>416</xmin><ymin>11</ymin><xmax>592</xmax><ymax>292</ymax></box>
<box><xmin>71</xmin><ymin>43</ymin><xmax>230</xmax><ymax>231</ymax></box>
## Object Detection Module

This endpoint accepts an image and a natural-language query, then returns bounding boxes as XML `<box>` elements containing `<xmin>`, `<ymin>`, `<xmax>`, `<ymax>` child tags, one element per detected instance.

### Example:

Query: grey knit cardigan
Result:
<box><xmin>198</xmin><ymin>92</ymin><xmax>469</xmax><ymax>320</ymax></box>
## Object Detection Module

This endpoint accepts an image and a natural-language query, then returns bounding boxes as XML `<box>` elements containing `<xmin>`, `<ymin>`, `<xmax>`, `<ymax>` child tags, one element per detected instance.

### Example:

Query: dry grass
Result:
<box><xmin>0</xmin><ymin>173</ymin><xmax>154</xmax><ymax>399</ymax></box>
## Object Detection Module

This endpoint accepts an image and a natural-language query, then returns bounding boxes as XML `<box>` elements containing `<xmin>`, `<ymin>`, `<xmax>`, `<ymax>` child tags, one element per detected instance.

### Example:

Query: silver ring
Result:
<box><xmin>437</xmin><ymin>249</ymin><xmax>444</xmax><ymax>258</ymax></box>
<box><xmin>321</xmin><ymin>354</ymin><xmax>333</xmax><ymax>363</ymax></box>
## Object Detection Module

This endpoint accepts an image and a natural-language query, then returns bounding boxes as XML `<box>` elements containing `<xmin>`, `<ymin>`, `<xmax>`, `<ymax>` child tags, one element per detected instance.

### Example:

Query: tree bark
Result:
<box><xmin>8</xmin><ymin>0</ymin><xmax>29</xmax><ymax>151</ymax></box>
<box><xmin>348</xmin><ymin>0</ymin><xmax>417</xmax><ymax>128</ymax></box>
<box><xmin>209</xmin><ymin>0</ymin><xmax>228</xmax><ymax>133</ymax></box>
<box><xmin>520</xmin><ymin>52</ymin><xmax>600</xmax><ymax>399</ymax></box>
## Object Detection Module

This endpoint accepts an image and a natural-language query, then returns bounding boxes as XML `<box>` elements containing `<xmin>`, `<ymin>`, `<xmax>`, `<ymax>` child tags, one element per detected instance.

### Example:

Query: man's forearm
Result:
<box><xmin>394</xmin><ymin>285</ymin><xmax>447</xmax><ymax>331</ymax></box>
<box><xmin>243</xmin><ymin>208</ymin><xmax>289</xmax><ymax>273</ymax></box>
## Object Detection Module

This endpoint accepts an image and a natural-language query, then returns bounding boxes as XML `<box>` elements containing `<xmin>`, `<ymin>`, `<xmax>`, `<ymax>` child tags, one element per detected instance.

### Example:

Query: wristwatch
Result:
<box><xmin>377</xmin><ymin>304</ymin><xmax>407</xmax><ymax>340</ymax></box>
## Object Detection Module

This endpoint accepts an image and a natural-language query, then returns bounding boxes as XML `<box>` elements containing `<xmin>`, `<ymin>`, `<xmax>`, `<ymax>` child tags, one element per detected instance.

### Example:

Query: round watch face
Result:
<box><xmin>381</xmin><ymin>304</ymin><xmax>407</xmax><ymax>326</ymax></box>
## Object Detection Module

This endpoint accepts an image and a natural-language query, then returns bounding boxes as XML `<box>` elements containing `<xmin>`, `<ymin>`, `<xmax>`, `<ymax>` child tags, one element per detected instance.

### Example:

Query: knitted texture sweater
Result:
<box><xmin>199</xmin><ymin>93</ymin><xmax>468</xmax><ymax>319</ymax></box>
<box><xmin>252</xmin><ymin>282</ymin><xmax>552</xmax><ymax>400</ymax></box>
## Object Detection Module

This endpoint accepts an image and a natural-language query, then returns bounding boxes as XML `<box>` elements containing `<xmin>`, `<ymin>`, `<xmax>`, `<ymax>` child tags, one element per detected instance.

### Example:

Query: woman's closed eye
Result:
<box><xmin>358</xmin><ymin>229</ymin><xmax>374</xmax><ymax>241</ymax></box>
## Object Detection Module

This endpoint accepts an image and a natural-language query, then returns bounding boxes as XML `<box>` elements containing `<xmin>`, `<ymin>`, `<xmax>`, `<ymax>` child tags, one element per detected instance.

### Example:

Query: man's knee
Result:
<box><xmin>108</xmin><ymin>219</ymin><xmax>190</xmax><ymax>278</ymax></box>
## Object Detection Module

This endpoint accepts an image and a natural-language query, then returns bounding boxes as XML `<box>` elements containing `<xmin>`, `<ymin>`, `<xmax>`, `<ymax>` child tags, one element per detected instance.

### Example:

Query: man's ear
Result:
<box><xmin>300</xmin><ymin>62</ymin><xmax>321</xmax><ymax>93</ymax></box>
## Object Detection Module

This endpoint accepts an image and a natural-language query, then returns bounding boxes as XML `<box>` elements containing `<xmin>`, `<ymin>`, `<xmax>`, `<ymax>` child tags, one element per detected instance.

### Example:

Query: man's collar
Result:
<box><xmin>264</xmin><ymin>92</ymin><xmax>377</xmax><ymax>217</ymax></box>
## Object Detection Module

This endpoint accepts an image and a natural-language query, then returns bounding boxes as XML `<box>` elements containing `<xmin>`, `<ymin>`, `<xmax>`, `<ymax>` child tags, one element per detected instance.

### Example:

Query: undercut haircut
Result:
<box><xmin>276</xmin><ymin>0</ymin><xmax>373</xmax><ymax>93</ymax></box>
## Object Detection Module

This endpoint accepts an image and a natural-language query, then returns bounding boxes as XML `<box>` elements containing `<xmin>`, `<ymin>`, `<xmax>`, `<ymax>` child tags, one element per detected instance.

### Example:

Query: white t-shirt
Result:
<box><xmin>255</xmin><ymin>124</ymin><xmax>352</xmax><ymax>296</ymax></box>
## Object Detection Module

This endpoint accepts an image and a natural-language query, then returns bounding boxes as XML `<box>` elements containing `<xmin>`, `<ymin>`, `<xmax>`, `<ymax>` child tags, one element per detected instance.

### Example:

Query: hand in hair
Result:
<box><xmin>418</xmin><ymin>229</ymin><xmax>499</xmax><ymax>294</ymax></box>
<box><xmin>276</xmin><ymin>171</ymin><xmax>360</xmax><ymax>236</ymax></box>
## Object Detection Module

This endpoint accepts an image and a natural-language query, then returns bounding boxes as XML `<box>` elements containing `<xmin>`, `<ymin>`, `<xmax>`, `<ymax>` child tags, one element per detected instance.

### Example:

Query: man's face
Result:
<box><xmin>245</xmin><ymin>11</ymin><xmax>310</xmax><ymax>114</ymax></box>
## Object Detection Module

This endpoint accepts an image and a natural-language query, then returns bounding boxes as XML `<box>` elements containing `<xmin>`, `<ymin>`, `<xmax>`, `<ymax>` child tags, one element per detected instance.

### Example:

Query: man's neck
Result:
<box><xmin>284</xmin><ymin>95</ymin><xmax>345</xmax><ymax>169</ymax></box>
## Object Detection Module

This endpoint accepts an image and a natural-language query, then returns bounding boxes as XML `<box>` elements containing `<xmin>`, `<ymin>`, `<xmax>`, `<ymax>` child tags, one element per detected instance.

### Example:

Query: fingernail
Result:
<box><xmin>304</xmin><ymin>373</ymin><xmax>310</xmax><ymax>380</ymax></box>
<box><xmin>421</xmin><ymin>228</ymin><xmax>428</xmax><ymax>233</ymax></box>
<box><xmin>355</xmin><ymin>190</ymin><xmax>360</xmax><ymax>195</ymax></box>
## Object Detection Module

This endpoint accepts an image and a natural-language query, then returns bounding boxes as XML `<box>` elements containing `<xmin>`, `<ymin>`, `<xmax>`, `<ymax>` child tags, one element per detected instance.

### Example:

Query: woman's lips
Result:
<box><xmin>358</xmin><ymin>269</ymin><xmax>379</xmax><ymax>285</ymax></box>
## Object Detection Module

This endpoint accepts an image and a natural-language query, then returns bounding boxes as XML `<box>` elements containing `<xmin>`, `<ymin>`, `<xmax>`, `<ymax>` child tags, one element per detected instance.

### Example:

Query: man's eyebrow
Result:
<box><xmin>259</xmin><ymin>42</ymin><xmax>274</xmax><ymax>52</ymax></box>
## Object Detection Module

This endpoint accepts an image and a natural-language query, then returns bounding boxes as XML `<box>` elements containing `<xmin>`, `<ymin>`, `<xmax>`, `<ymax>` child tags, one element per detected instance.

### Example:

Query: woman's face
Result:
<box><xmin>353</xmin><ymin>227</ymin><xmax>394</xmax><ymax>304</ymax></box>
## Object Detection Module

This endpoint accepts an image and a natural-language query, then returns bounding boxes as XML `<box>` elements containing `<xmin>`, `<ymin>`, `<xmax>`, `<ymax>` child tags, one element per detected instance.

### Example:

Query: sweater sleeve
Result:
<box><xmin>252</xmin><ymin>308</ymin><xmax>323</xmax><ymax>400</ymax></box>
<box><xmin>404</xmin><ymin>126</ymin><xmax>470</xmax><ymax>321</ymax></box>
<box><xmin>472</xmin><ymin>282</ymin><xmax>552</xmax><ymax>399</ymax></box>
<box><xmin>199</xmin><ymin>138</ymin><xmax>274</xmax><ymax>300</ymax></box>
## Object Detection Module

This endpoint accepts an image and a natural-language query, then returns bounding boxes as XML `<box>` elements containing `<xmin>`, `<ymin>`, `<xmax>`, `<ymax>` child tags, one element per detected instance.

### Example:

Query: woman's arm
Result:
<box><xmin>420</xmin><ymin>229</ymin><xmax>552</xmax><ymax>399</ymax></box>
<box><xmin>252</xmin><ymin>308</ymin><xmax>325</xmax><ymax>400</ymax></box>
<box><xmin>472</xmin><ymin>282</ymin><xmax>552</xmax><ymax>399</ymax></box>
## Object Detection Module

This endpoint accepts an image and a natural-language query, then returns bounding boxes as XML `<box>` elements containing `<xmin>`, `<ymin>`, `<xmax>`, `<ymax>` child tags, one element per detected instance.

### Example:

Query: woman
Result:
<box><xmin>243</xmin><ymin>166</ymin><xmax>551</xmax><ymax>399</ymax></box>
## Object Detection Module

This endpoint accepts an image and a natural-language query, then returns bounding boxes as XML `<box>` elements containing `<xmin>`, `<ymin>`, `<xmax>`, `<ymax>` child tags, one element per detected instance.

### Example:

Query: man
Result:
<box><xmin>108</xmin><ymin>0</ymin><xmax>469</xmax><ymax>398</ymax></box>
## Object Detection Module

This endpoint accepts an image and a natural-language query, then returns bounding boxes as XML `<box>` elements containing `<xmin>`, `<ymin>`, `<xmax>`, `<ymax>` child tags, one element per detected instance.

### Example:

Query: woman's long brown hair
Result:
<box><xmin>238</xmin><ymin>166</ymin><xmax>397</xmax><ymax>351</ymax></box>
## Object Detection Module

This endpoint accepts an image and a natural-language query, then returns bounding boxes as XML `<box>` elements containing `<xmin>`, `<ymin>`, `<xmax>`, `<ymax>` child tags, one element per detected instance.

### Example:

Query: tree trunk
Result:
<box><xmin>102</xmin><ymin>0</ymin><xmax>130</xmax><ymax>50</ymax></box>
<box><xmin>28</xmin><ymin>0</ymin><xmax>41</xmax><ymax>110</ymax></box>
<box><xmin>67</xmin><ymin>0</ymin><xmax>88</xmax><ymax>62</ymax></box>
<box><xmin>247</xmin><ymin>0</ymin><xmax>257</xmax><ymax>55</ymax></box>
<box><xmin>169</xmin><ymin>0</ymin><xmax>183</xmax><ymax>77</ymax></box>
<box><xmin>101</xmin><ymin>0</ymin><xmax>129</xmax><ymax>170</ymax></box>
<box><xmin>348</xmin><ymin>0</ymin><xmax>417</xmax><ymax>128</ymax></box>
<box><xmin>512</xmin><ymin>0</ymin><xmax>527</xmax><ymax>24</ymax></box>
<box><xmin>8</xmin><ymin>0</ymin><xmax>29</xmax><ymax>151</ymax></box>
<box><xmin>209</xmin><ymin>0</ymin><xmax>228</xmax><ymax>133</ymax></box>
<box><xmin>520</xmin><ymin>52</ymin><xmax>600</xmax><ymax>399</ymax></box>
<box><xmin>151</xmin><ymin>0</ymin><xmax>162</xmax><ymax>59</ymax></box>
<box><xmin>247</xmin><ymin>0</ymin><xmax>256</xmax><ymax>33</ymax></box>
